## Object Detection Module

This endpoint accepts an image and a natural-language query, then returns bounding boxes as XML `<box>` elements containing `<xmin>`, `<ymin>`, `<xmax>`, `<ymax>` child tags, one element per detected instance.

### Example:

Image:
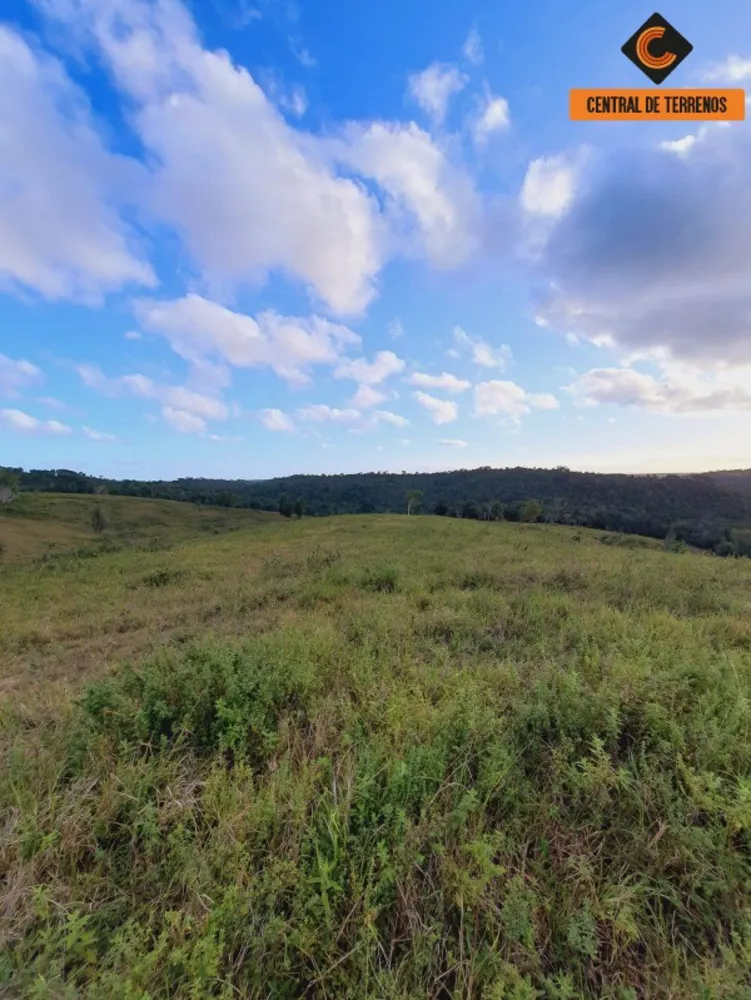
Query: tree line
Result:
<box><xmin>5</xmin><ymin>464</ymin><xmax>751</xmax><ymax>556</ymax></box>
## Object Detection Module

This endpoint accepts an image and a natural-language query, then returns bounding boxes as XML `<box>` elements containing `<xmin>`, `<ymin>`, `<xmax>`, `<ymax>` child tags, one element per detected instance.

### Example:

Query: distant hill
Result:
<box><xmin>0</xmin><ymin>492</ymin><xmax>278</xmax><ymax>562</ymax></box>
<box><xmin>6</xmin><ymin>464</ymin><xmax>751</xmax><ymax>556</ymax></box>
<box><xmin>703</xmin><ymin>469</ymin><xmax>751</xmax><ymax>495</ymax></box>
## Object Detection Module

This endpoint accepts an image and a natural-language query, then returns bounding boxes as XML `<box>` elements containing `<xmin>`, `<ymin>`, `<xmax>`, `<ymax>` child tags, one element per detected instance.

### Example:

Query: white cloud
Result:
<box><xmin>38</xmin><ymin>396</ymin><xmax>67</xmax><ymax>410</ymax></box>
<box><xmin>702</xmin><ymin>55</ymin><xmax>751</xmax><ymax>82</ymax></box>
<box><xmin>83</xmin><ymin>425</ymin><xmax>116</xmax><ymax>441</ymax></box>
<box><xmin>298</xmin><ymin>404</ymin><xmax>362</xmax><ymax>424</ymax></box>
<box><xmin>163</xmin><ymin>386</ymin><xmax>228</xmax><ymax>420</ymax></box>
<box><xmin>407</xmin><ymin>62</ymin><xmax>468</xmax><ymax>123</ymax></box>
<box><xmin>38</xmin><ymin>0</ymin><xmax>380</xmax><ymax>315</ymax></box>
<box><xmin>388</xmin><ymin>318</ymin><xmax>404</xmax><ymax>340</ymax></box>
<box><xmin>162</xmin><ymin>407</ymin><xmax>206</xmax><ymax>433</ymax></box>
<box><xmin>76</xmin><ymin>361</ymin><xmax>229</xmax><ymax>433</ymax></box>
<box><xmin>32</xmin><ymin>0</ymin><xmax>486</xmax><ymax>313</ymax></box>
<box><xmin>264</xmin><ymin>76</ymin><xmax>308</xmax><ymax>117</ymax></box>
<box><xmin>440</xmin><ymin>438</ymin><xmax>468</xmax><ymax>447</ymax></box>
<box><xmin>289</xmin><ymin>38</ymin><xmax>316</xmax><ymax>69</ymax></box>
<box><xmin>1</xmin><ymin>408</ymin><xmax>71</xmax><ymax>434</ymax></box>
<box><xmin>0</xmin><ymin>354</ymin><xmax>42</xmax><ymax>397</ymax></box>
<box><xmin>520</xmin><ymin>155</ymin><xmax>577</xmax><ymax>218</ymax></box>
<box><xmin>334</xmin><ymin>350</ymin><xmax>405</xmax><ymax>384</ymax></box>
<box><xmin>259</xmin><ymin>408</ymin><xmax>295</xmax><ymax>431</ymax></box>
<box><xmin>528</xmin><ymin>393</ymin><xmax>560</xmax><ymax>410</ymax></box>
<box><xmin>0</xmin><ymin>26</ymin><xmax>154</xmax><ymax>304</ymax></box>
<box><xmin>335</xmin><ymin>122</ymin><xmax>479</xmax><ymax>267</ymax></box>
<box><xmin>474</xmin><ymin>380</ymin><xmax>559</xmax><ymax>420</ymax></box>
<box><xmin>124</xmin><ymin>330</ymin><xmax>143</xmax><ymax>340</ymax></box>
<box><xmin>453</xmin><ymin>326</ymin><xmax>512</xmax><ymax>369</ymax></box>
<box><xmin>413</xmin><ymin>391</ymin><xmax>458</xmax><ymax>424</ymax></box>
<box><xmin>138</xmin><ymin>294</ymin><xmax>360</xmax><ymax>385</ymax></box>
<box><xmin>373</xmin><ymin>409</ymin><xmax>409</xmax><ymax>427</ymax></box>
<box><xmin>350</xmin><ymin>384</ymin><xmax>387</xmax><ymax>408</ymax></box>
<box><xmin>297</xmin><ymin>403</ymin><xmax>408</xmax><ymax>431</ymax></box>
<box><xmin>659</xmin><ymin>134</ymin><xmax>698</xmax><ymax>157</ymax></box>
<box><xmin>473</xmin><ymin>91</ymin><xmax>510</xmax><ymax>145</ymax></box>
<box><xmin>406</xmin><ymin>371</ymin><xmax>470</xmax><ymax>393</ymax></box>
<box><xmin>462</xmin><ymin>27</ymin><xmax>483</xmax><ymax>65</ymax></box>
<box><xmin>565</xmin><ymin>366</ymin><xmax>751</xmax><ymax>414</ymax></box>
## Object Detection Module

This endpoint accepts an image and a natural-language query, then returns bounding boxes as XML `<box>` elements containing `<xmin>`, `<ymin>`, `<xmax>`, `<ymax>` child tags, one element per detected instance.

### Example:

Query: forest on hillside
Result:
<box><xmin>5</xmin><ymin>464</ymin><xmax>751</xmax><ymax>557</ymax></box>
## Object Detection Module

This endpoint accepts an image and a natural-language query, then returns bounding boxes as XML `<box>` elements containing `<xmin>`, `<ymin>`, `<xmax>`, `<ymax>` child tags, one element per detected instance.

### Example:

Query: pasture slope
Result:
<box><xmin>0</xmin><ymin>492</ymin><xmax>278</xmax><ymax>562</ymax></box>
<box><xmin>1</xmin><ymin>498</ymin><xmax>750</xmax><ymax>999</ymax></box>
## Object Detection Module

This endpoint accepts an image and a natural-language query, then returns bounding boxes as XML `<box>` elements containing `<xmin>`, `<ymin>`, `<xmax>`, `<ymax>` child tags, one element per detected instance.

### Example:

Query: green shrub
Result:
<box><xmin>76</xmin><ymin>639</ymin><xmax>319</xmax><ymax>762</ymax></box>
<box><xmin>360</xmin><ymin>564</ymin><xmax>399</xmax><ymax>592</ymax></box>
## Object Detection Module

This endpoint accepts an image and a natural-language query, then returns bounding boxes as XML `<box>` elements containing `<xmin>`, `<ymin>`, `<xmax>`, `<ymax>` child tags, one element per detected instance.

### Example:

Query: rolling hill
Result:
<box><xmin>11</xmin><ymin>464</ymin><xmax>751</xmax><ymax>554</ymax></box>
<box><xmin>0</xmin><ymin>491</ymin><xmax>279</xmax><ymax>562</ymax></box>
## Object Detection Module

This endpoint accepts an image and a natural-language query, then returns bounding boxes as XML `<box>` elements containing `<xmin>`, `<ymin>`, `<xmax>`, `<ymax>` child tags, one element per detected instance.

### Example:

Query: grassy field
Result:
<box><xmin>1</xmin><ymin>502</ymin><xmax>751</xmax><ymax>998</ymax></box>
<box><xmin>0</xmin><ymin>492</ymin><xmax>277</xmax><ymax>563</ymax></box>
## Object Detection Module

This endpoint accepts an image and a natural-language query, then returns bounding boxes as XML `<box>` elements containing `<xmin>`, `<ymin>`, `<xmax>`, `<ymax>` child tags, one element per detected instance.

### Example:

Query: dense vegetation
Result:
<box><xmin>8</xmin><ymin>465</ymin><xmax>751</xmax><ymax>556</ymax></box>
<box><xmin>1</xmin><ymin>510</ymin><xmax>751</xmax><ymax>998</ymax></box>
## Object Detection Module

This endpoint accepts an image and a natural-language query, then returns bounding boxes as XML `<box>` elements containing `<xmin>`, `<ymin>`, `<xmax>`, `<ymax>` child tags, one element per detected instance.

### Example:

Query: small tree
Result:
<box><xmin>519</xmin><ymin>499</ymin><xmax>543</xmax><ymax>523</ymax></box>
<box><xmin>434</xmin><ymin>500</ymin><xmax>449</xmax><ymax>517</ymax></box>
<box><xmin>491</xmin><ymin>500</ymin><xmax>504</xmax><ymax>521</ymax></box>
<box><xmin>279</xmin><ymin>494</ymin><xmax>294</xmax><ymax>518</ymax></box>
<box><xmin>91</xmin><ymin>506</ymin><xmax>107</xmax><ymax>534</ymax></box>
<box><xmin>294</xmin><ymin>497</ymin><xmax>305</xmax><ymax>519</ymax></box>
<box><xmin>462</xmin><ymin>499</ymin><xmax>481</xmax><ymax>520</ymax></box>
<box><xmin>0</xmin><ymin>467</ymin><xmax>19</xmax><ymax>505</ymax></box>
<box><xmin>406</xmin><ymin>489</ymin><xmax>423</xmax><ymax>516</ymax></box>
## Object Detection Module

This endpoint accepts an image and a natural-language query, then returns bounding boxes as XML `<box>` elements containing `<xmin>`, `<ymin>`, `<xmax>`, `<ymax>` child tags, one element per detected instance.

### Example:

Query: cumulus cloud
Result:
<box><xmin>373</xmin><ymin>409</ymin><xmax>409</xmax><ymax>427</ymax></box>
<box><xmin>297</xmin><ymin>403</ymin><xmax>408</xmax><ymax>431</ymax></box>
<box><xmin>702</xmin><ymin>55</ymin><xmax>751</xmax><ymax>82</ymax></box>
<box><xmin>474</xmin><ymin>380</ymin><xmax>559</xmax><ymax>420</ymax></box>
<box><xmin>27</xmin><ymin>0</ymin><xmax>485</xmax><ymax>312</ymax></box>
<box><xmin>260</xmin><ymin>408</ymin><xmax>295</xmax><ymax>431</ymax></box>
<box><xmin>520</xmin><ymin>155</ymin><xmax>577</xmax><ymax>218</ymax></box>
<box><xmin>532</xmin><ymin>125</ymin><xmax>751</xmax><ymax>368</ymax></box>
<box><xmin>440</xmin><ymin>438</ymin><xmax>468</xmax><ymax>447</ymax></box>
<box><xmin>334</xmin><ymin>350</ymin><xmax>405</xmax><ymax>384</ymax></box>
<box><xmin>462</xmin><ymin>27</ymin><xmax>483</xmax><ymax>65</ymax></box>
<box><xmin>335</xmin><ymin>122</ymin><xmax>479</xmax><ymax>267</ymax></box>
<box><xmin>413</xmin><ymin>391</ymin><xmax>458</xmax><ymax>424</ymax></box>
<box><xmin>83</xmin><ymin>426</ymin><xmax>116</xmax><ymax>441</ymax></box>
<box><xmin>406</xmin><ymin>371</ymin><xmax>470</xmax><ymax>393</ymax></box>
<box><xmin>1</xmin><ymin>408</ymin><xmax>71</xmax><ymax>433</ymax></box>
<box><xmin>137</xmin><ymin>294</ymin><xmax>360</xmax><ymax>385</ymax></box>
<box><xmin>565</xmin><ymin>366</ymin><xmax>751</xmax><ymax>414</ymax></box>
<box><xmin>350</xmin><ymin>384</ymin><xmax>387</xmax><ymax>408</ymax></box>
<box><xmin>472</xmin><ymin>91</ymin><xmax>510</xmax><ymax>145</ymax></box>
<box><xmin>298</xmin><ymin>404</ymin><xmax>362</xmax><ymax>424</ymax></box>
<box><xmin>0</xmin><ymin>25</ymin><xmax>154</xmax><ymax>304</ymax></box>
<box><xmin>453</xmin><ymin>326</ymin><xmax>512</xmax><ymax>369</ymax></box>
<box><xmin>36</xmin><ymin>0</ymin><xmax>380</xmax><ymax>315</ymax></box>
<box><xmin>407</xmin><ymin>62</ymin><xmax>468</xmax><ymax>123</ymax></box>
<box><xmin>0</xmin><ymin>355</ymin><xmax>43</xmax><ymax>397</ymax></box>
<box><xmin>162</xmin><ymin>407</ymin><xmax>206</xmax><ymax>433</ymax></box>
<box><xmin>76</xmin><ymin>361</ymin><xmax>229</xmax><ymax>434</ymax></box>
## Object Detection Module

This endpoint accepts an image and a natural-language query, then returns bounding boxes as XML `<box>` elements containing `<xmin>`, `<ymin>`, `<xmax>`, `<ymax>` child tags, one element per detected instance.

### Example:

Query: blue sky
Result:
<box><xmin>1</xmin><ymin>0</ymin><xmax>750</xmax><ymax>479</ymax></box>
